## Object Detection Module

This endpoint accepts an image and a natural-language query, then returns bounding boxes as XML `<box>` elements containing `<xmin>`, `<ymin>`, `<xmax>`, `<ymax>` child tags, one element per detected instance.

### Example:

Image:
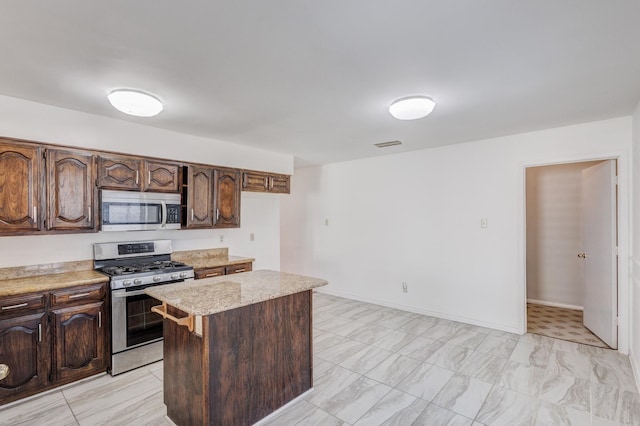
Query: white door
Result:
<box><xmin>582</xmin><ymin>160</ymin><xmax>617</xmax><ymax>349</ymax></box>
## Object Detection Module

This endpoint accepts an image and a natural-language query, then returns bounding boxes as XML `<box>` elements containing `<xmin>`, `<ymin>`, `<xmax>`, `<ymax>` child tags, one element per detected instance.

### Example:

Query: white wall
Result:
<box><xmin>281</xmin><ymin>117</ymin><xmax>632</xmax><ymax>346</ymax></box>
<box><xmin>0</xmin><ymin>95</ymin><xmax>292</xmax><ymax>270</ymax></box>
<box><xmin>631</xmin><ymin>99</ymin><xmax>640</xmax><ymax>389</ymax></box>
<box><xmin>525</xmin><ymin>162</ymin><xmax>600</xmax><ymax>308</ymax></box>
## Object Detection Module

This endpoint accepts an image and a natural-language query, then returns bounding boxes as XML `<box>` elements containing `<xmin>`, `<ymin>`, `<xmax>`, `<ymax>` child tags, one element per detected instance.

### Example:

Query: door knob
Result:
<box><xmin>0</xmin><ymin>364</ymin><xmax>9</xmax><ymax>381</ymax></box>
<box><xmin>578</xmin><ymin>253</ymin><xmax>586</xmax><ymax>259</ymax></box>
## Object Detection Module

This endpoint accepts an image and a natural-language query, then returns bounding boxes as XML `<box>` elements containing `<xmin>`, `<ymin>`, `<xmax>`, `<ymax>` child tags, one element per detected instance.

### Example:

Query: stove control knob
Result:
<box><xmin>123</xmin><ymin>280</ymin><xmax>132</xmax><ymax>287</ymax></box>
<box><xmin>153</xmin><ymin>276</ymin><xmax>162</xmax><ymax>282</ymax></box>
<box><xmin>180</xmin><ymin>272</ymin><xmax>188</xmax><ymax>278</ymax></box>
<box><xmin>133</xmin><ymin>279</ymin><xmax>142</xmax><ymax>285</ymax></box>
<box><xmin>171</xmin><ymin>273</ymin><xmax>178</xmax><ymax>280</ymax></box>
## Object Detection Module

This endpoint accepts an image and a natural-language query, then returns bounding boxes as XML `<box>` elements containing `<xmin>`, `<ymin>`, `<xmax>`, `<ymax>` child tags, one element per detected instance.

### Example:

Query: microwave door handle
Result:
<box><xmin>161</xmin><ymin>200</ymin><xmax>167</xmax><ymax>228</ymax></box>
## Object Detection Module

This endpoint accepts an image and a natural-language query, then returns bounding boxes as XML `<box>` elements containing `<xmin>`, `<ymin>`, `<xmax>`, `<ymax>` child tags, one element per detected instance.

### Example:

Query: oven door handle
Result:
<box><xmin>112</xmin><ymin>289</ymin><xmax>149</xmax><ymax>298</ymax></box>
<box><xmin>160</xmin><ymin>200</ymin><xmax>167</xmax><ymax>228</ymax></box>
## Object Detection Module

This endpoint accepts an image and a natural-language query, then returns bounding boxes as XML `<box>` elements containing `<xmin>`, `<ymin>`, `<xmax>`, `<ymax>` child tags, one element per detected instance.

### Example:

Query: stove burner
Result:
<box><xmin>101</xmin><ymin>260</ymin><xmax>188</xmax><ymax>276</ymax></box>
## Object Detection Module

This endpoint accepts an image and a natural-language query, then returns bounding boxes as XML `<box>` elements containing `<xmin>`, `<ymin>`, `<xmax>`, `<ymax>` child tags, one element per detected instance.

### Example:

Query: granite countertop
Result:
<box><xmin>0</xmin><ymin>270</ymin><xmax>109</xmax><ymax>297</ymax></box>
<box><xmin>145</xmin><ymin>269</ymin><xmax>327</xmax><ymax>316</ymax></box>
<box><xmin>170</xmin><ymin>248</ymin><xmax>254</xmax><ymax>270</ymax></box>
<box><xmin>185</xmin><ymin>255</ymin><xmax>255</xmax><ymax>270</ymax></box>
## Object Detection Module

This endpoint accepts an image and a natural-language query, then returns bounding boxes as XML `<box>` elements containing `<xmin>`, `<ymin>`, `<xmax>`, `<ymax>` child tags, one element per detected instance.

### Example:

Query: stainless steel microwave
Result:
<box><xmin>100</xmin><ymin>190</ymin><xmax>181</xmax><ymax>231</ymax></box>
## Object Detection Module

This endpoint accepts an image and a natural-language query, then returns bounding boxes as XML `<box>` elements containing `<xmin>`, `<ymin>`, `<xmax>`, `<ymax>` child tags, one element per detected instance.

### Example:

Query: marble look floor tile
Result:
<box><xmin>497</xmin><ymin>361</ymin><xmax>546</xmax><ymax>396</ymax></box>
<box><xmin>432</xmin><ymin>374</ymin><xmax>492</xmax><ymax>419</ymax></box>
<box><xmin>347</xmin><ymin>323</ymin><xmax>395</xmax><ymax>345</ymax></box>
<box><xmin>262</xmin><ymin>399</ymin><xmax>343</xmax><ymax>426</ymax></box>
<box><xmin>539</xmin><ymin>374</ymin><xmax>590</xmax><ymax>412</ymax></box>
<box><xmin>534</xmin><ymin>400</ymin><xmax>591</xmax><ymax>426</ymax></box>
<box><xmin>546</xmin><ymin>349</ymin><xmax>591</xmax><ymax>380</ymax></box>
<box><xmin>591</xmin><ymin>382</ymin><xmax>640</xmax><ymax>425</ymax></box>
<box><xmin>489</xmin><ymin>329</ymin><xmax>521</xmax><ymax>341</ymax></box>
<box><xmin>339</xmin><ymin>345</ymin><xmax>394</xmax><ymax>375</ymax></box>
<box><xmin>476</xmin><ymin>386</ymin><xmax>537</xmax><ymax>426</ymax></box>
<box><xmin>372</xmin><ymin>329</ymin><xmax>418</xmax><ymax>352</ymax></box>
<box><xmin>353</xmin><ymin>388</ymin><xmax>424</xmax><ymax>426</ymax></box>
<box><xmin>397</xmin><ymin>362</ymin><xmax>455</xmax><ymax>401</ymax></box>
<box><xmin>518</xmin><ymin>333</ymin><xmax>556</xmax><ymax>347</ymax></box>
<box><xmin>475</xmin><ymin>335</ymin><xmax>517</xmax><ymax>358</ymax></box>
<box><xmin>314</xmin><ymin>357</ymin><xmax>335</xmax><ymax>378</ymax></box>
<box><xmin>422</xmin><ymin>322</ymin><xmax>465</xmax><ymax>341</ymax></box>
<box><xmin>305</xmin><ymin>364</ymin><xmax>362</xmax><ymax>406</ymax></box>
<box><xmin>397</xmin><ymin>336</ymin><xmax>442</xmax><ymax>361</ymax></box>
<box><xmin>591</xmin><ymin>355</ymin><xmax>638</xmax><ymax>391</ymax></box>
<box><xmin>396</xmin><ymin>317</ymin><xmax>436</xmax><ymax>335</ymax></box>
<box><xmin>76</xmin><ymin>389</ymin><xmax>168</xmax><ymax>426</ymax></box>
<box><xmin>330</xmin><ymin>318</ymin><xmax>376</xmax><ymax>337</ymax></box>
<box><xmin>508</xmin><ymin>341</ymin><xmax>551</xmax><ymax>367</ymax></box>
<box><xmin>445</xmin><ymin>329</ymin><xmax>488</xmax><ymax>350</ymax></box>
<box><xmin>314</xmin><ymin>332</ymin><xmax>352</xmax><ymax>353</ymax></box>
<box><xmin>316</xmin><ymin>339</ymin><xmax>368</xmax><ymax>364</ymax></box>
<box><xmin>0</xmin><ymin>390</ymin><xmax>78</xmax><ymax>426</ymax></box>
<box><xmin>551</xmin><ymin>338</ymin><xmax>594</xmax><ymax>356</ymax></box>
<box><xmin>426</xmin><ymin>343</ymin><xmax>473</xmax><ymax>371</ymax></box>
<box><xmin>365</xmin><ymin>353</ymin><xmax>422</xmax><ymax>387</ymax></box>
<box><xmin>412</xmin><ymin>403</ymin><xmax>473</xmax><ymax>426</ymax></box>
<box><xmin>315</xmin><ymin>315</ymin><xmax>359</xmax><ymax>332</ymax></box>
<box><xmin>320</xmin><ymin>376</ymin><xmax>391</xmax><ymax>424</ymax></box>
<box><xmin>314</xmin><ymin>310</ymin><xmax>340</xmax><ymax>324</ymax></box>
<box><xmin>457</xmin><ymin>350</ymin><xmax>508</xmax><ymax>384</ymax></box>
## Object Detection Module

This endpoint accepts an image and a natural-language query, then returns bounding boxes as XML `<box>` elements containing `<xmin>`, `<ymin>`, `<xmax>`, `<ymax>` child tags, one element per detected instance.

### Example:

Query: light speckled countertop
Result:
<box><xmin>145</xmin><ymin>269</ymin><xmax>327</xmax><ymax>315</ymax></box>
<box><xmin>0</xmin><ymin>270</ymin><xmax>109</xmax><ymax>297</ymax></box>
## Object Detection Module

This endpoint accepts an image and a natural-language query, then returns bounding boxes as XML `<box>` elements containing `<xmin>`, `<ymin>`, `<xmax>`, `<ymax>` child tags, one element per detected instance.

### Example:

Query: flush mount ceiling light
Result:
<box><xmin>107</xmin><ymin>89</ymin><xmax>163</xmax><ymax>117</ymax></box>
<box><xmin>389</xmin><ymin>96</ymin><xmax>436</xmax><ymax>120</ymax></box>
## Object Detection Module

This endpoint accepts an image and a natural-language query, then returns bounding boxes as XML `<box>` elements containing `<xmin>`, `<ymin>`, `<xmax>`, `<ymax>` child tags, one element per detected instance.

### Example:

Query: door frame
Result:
<box><xmin>519</xmin><ymin>153</ymin><xmax>630</xmax><ymax>355</ymax></box>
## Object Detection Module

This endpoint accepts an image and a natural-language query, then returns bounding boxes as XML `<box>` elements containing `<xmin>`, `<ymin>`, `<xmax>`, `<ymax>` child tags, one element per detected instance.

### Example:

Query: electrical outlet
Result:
<box><xmin>481</xmin><ymin>218</ymin><xmax>488</xmax><ymax>228</ymax></box>
<box><xmin>219</xmin><ymin>235</ymin><xmax>225</xmax><ymax>243</ymax></box>
<box><xmin>325</xmin><ymin>219</ymin><xmax>329</xmax><ymax>226</ymax></box>
<box><xmin>249</xmin><ymin>233</ymin><xmax>255</xmax><ymax>241</ymax></box>
<box><xmin>402</xmin><ymin>282</ymin><xmax>408</xmax><ymax>293</ymax></box>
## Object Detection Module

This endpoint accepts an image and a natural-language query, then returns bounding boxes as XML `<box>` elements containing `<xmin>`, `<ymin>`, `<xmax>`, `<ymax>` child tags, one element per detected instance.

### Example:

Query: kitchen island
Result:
<box><xmin>145</xmin><ymin>269</ymin><xmax>327</xmax><ymax>426</ymax></box>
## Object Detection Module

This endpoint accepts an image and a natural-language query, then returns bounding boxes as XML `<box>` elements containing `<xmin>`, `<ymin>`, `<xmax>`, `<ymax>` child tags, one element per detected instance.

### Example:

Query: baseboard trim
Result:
<box><xmin>527</xmin><ymin>298</ymin><xmax>583</xmax><ymax>311</ymax></box>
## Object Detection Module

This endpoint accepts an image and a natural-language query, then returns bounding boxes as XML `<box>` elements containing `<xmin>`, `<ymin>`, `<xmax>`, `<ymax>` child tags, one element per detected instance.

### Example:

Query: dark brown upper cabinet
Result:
<box><xmin>242</xmin><ymin>170</ymin><xmax>290</xmax><ymax>194</ymax></box>
<box><xmin>185</xmin><ymin>165</ymin><xmax>214</xmax><ymax>228</ymax></box>
<box><xmin>46</xmin><ymin>149</ymin><xmax>96</xmax><ymax>231</ymax></box>
<box><xmin>97</xmin><ymin>155</ymin><xmax>181</xmax><ymax>193</ymax></box>
<box><xmin>0</xmin><ymin>140</ymin><xmax>41</xmax><ymax>234</ymax></box>
<box><xmin>213</xmin><ymin>168</ymin><xmax>241</xmax><ymax>228</ymax></box>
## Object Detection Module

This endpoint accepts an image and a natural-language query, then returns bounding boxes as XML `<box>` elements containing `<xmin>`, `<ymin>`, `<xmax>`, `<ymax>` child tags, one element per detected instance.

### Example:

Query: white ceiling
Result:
<box><xmin>1</xmin><ymin>2</ymin><xmax>640</xmax><ymax>167</ymax></box>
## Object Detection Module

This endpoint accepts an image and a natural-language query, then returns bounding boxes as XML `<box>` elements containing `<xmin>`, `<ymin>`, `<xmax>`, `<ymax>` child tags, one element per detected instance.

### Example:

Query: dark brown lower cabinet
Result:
<box><xmin>0</xmin><ymin>313</ymin><xmax>49</xmax><ymax>404</ymax></box>
<box><xmin>194</xmin><ymin>261</ymin><xmax>253</xmax><ymax>280</ymax></box>
<box><xmin>163</xmin><ymin>290</ymin><xmax>312</xmax><ymax>426</ymax></box>
<box><xmin>51</xmin><ymin>301</ymin><xmax>106</xmax><ymax>384</ymax></box>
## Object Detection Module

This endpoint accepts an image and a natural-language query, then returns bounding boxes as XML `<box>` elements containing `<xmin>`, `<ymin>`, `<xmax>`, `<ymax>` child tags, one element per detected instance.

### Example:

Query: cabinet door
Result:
<box><xmin>0</xmin><ymin>312</ymin><xmax>48</xmax><ymax>404</ymax></box>
<box><xmin>51</xmin><ymin>301</ymin><xmax>106</xmax><ymax>384</ymax></box>
<box><xmin>268</xmin><ymin>174</ymin><xmax>291</xmax><ymax>194</ymax></box>
<box><xmin>186</xmin><ymin>166</ymin><xmax>214</xmax><ymax>228</ymax></box>
<box><xmin>46</xmin><ymin>149</ymin><xmax>96</xmax><ymax>231</ymax></box>
<box><xmin>0</xmin><ymin>141</ymin><xmax>41</xmax><ymax>233</ymax></box>
<box><xmin>213</xmin><ymin>169</ymin><xmax>241</xmax><ymax>228</ymax></box>
<box><xmin>97</xmin><ymin>156</ymin><xmax>142</xmax><ymax>190</ymax></box>
<box><xmin>241</xmin><ymin>171</ymin><xmax>269</xmax><ymax>192</ymax></box>
<box><xmin>143</xmin><ymin>161</ymin><xmax>181</xmax><ymax>193</ymax></box>
<box><xmin>225</xmin><ymin>262</ymin><xmax>252</xmax><ymax>275</ymax></box>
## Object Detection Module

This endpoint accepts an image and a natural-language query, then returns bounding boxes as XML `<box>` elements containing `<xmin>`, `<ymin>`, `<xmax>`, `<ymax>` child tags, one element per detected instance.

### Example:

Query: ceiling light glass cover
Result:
<box><xmin>389</xmin><ymin>96</ymin><xmax>436</xmax><ymax>120</ymax></box>
<box><xmin>107</xmin><ymin>89</ymin><xmax>163</xmax><ymax>117</ymax></box>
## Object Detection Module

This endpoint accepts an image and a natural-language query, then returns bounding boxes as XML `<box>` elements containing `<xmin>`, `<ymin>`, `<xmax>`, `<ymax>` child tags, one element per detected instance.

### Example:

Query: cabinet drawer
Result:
<box><xmin>225</xmin><ymin>263</ymin><xmax>252</xmax><ymax>275</ymax></box>
<box><xmin>0</xmin><ymin>293</ymin><xmax>46</xmax><ymax>315</ymax></box>
<box><xmin>195</xmin><ymin>267</ymin><xmax>225</xmax><ymax>279</ymax></box>
<box><xmin>51</xmin><ymin>284</ymin><xmax>105</xmax><ymax>306</ymax></box>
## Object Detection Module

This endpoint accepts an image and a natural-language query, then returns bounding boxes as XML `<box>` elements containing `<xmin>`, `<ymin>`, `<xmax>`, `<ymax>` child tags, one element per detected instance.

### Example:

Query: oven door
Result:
<box><xmin>111</xmin><ymin>283</ymin><xmax>169</xmax><ymax>353</ymax></box>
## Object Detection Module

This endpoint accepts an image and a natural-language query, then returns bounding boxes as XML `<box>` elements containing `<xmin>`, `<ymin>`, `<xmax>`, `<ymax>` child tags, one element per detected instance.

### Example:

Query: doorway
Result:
<box><xmin>525</xmin><ymin>160</ymin><xmax>618</xmax><ymax>349</ymax></box>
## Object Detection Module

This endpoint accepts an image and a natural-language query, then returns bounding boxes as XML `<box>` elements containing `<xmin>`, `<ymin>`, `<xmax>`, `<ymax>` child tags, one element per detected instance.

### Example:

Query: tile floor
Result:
<box><xmin>1</xmin><ymin>292</ymin><xmax>639</xmax><ymax>425</ymax></box>
<box><xmin>527</xmin><ymin>303</ymin><xmax>609</xmax><ymax>349</ymax></box>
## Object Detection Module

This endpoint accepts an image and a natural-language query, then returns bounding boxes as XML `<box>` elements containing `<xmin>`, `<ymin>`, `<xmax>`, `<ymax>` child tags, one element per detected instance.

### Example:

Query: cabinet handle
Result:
<box><xmin>38</xmin><ymin>323</ymin><xmax>42</xmax><ymax>342</ymax></box>
<box><xmin>33</xmin><ymin>206</ymin><xmax>37</xmax><ymax>223</ymax></box>
<box><xmin>216</xmin><ymin>208</ymin><xmax>220</xmax><ymax>221</ymax></box>
<box><xmin>235</xmin><ymin>268</ymin><xmax>246</xmax><ymax>273</ymax></box>
<box><xmin>98</xmin><ymin>311</ymin><xmax>102</xmax><ymax>328</ymax></box>
<box><xmin>0</xmin><ymin>364</ymin><xmax>9</xmax><ymax>381</ymax></box>
<box><xmin>88</xmin><ymin>206</ymin><xmax>92</xmax><ymax>220</ymax></box>
<box><xmin>1</xmin><ymin>302</ymin><xmax>28</xmax><ymax>310</ymax></box>
<box><xmin>191</xmin><ymin>208</ymin><xmax>194</xmax><ymax>221</ymax></box>
<box><xmin>69</xmin><ymin>292</ymin><xmax>91</xmax><ymax>299</ymax></box>
<box><xmin>264</xmin><ymin>177</ymin><xmax>268</xmax><ymax>189</ymax></box>
<box><xmin>148</xmin><ymin>171</ymin><xmax>151</xmax><ymax>185</ymax></box>
<box><xmin>242</xmin><ymin>173</ymin><xmax>247</xmax><ymax>188</ymax></box>
<box><xmin>205</xmin><ymin>272</ymin><xmax>221</xmax><ymax>277</ymax></box>
<box><xmin>269</xmin><ymin>176</ymin><xmax>274</xmax><ymax>190</ymax></box>
<box><xmin>135</xmin><ymin>170</ymin><xmax>139</xmax><ymax>185</ymax></box>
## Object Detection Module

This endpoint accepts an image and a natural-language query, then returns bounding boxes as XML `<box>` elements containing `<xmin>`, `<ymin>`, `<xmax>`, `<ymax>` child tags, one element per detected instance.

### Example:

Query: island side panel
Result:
<box><xmin>163</xmin><ymin>316</ymin><xmax>206</xmax><ymax>425</ymax></box>
<box><xmin>205</xmin><ymin>290</ymin><xmax>312</xmax><ymax>425</ymax></box>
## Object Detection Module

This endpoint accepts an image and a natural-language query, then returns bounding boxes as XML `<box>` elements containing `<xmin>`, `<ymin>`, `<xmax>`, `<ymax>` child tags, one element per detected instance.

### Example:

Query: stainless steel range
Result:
<box><xmin>94</xmin><ymin>240</ymin><xmax>194</xmax><ymax>375</ymax></box>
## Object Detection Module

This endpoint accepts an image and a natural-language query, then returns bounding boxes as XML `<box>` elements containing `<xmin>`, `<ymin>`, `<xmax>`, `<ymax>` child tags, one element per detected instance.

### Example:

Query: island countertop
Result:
<box><xmin>145</xmin><ymin>269</ymin><xmax>327</xmax><ymax>316</ymax></box>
